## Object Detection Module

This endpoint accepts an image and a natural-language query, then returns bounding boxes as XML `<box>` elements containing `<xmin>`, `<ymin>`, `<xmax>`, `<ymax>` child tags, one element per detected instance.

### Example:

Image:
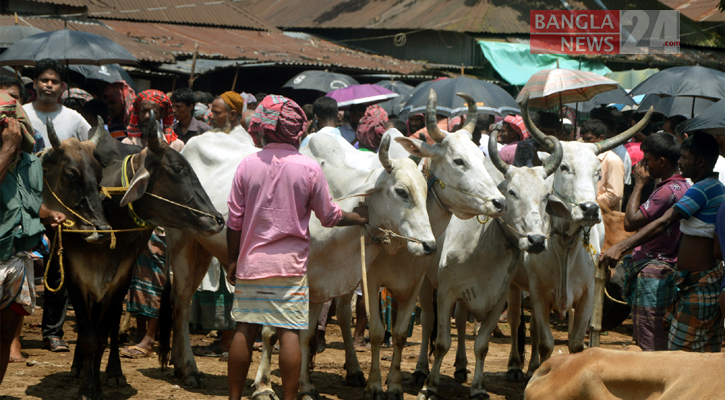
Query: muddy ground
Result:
<box><xmin>1</xmin><ymin>289</ymin><xmax>634</xmax><ymax>400</ymax></box>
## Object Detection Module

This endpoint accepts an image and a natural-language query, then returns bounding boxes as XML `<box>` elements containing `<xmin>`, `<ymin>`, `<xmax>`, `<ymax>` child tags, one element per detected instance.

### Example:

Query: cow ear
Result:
<box><xmin>336</xmin><ymin>180</ymin><xmax>380</xmax><ymax>201</ymax></box>
<box><xmin>546</xmin><ymin>194</ymin><xmax>572</xmax><ymax>220</ymax></box>
<box><xmin>120</xmin><ymin>166</ymin><xmax>150</xmax><ymax>207</ymax></box>
<box><xmin>496</xmin><ymin>179</ymin><xmax>510</xmax><ymax>195</ymax></box>
<box><xmin>394</xmin><ymin>136</ymin><xmax>444</xmax><ymax>159</ymax></box>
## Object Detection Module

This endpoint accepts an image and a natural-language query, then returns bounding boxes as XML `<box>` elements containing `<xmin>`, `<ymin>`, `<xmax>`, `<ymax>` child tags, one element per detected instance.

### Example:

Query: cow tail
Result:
<box><xmin>518</xmin><ymin>300</ymin><xmax>526</xmax><ymax>364</ymax></box>
<box><xmin>429</xmin><ymin>289</ymin><xmax>437</xmax><ymax>359</ymax></box>
<box><xmin>158</xmin><ymin>270</ymin><xmax>173</xmax><ymax>370</ymax></box>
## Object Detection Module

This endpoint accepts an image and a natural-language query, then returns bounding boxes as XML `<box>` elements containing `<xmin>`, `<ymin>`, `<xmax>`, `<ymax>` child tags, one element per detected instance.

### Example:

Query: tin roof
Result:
<box><xmin>659</xmin><ymin>0</ymin><xmax>725</xmax><ymax>22</ymax></box>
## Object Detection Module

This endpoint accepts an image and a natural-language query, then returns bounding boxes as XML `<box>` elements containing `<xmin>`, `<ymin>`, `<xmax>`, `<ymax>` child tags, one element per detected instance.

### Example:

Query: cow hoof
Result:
<box><xmin>298</xmin><ymin>390</ymin><xmax>321</xmax><ymax>400</ymax></box>
<box><xmin>385</xmin><ymin>389</ymin><xmax>404</xmax><ymax>400</ymax></box>
<box><xmin>507</xmin><ymin>368</ymin><xmax>526</xmax><ymax>382</ymax></box>
<box><xmin>363</xmin><ymin>388</ymin><xmax>385</xmax><ymax>400</ymax></box>
<box><xmin>252</xmin><ymin>388</ymin><xmax>279</xmax><ymax>400</ymax></box>
<box><xmin>470</xmin><ymin>393</ymin><xmax>490</xmax><ymax>400</ymax></box>
<box><xmin>183</xmin><ymin>373</ymin><xmax>204</xmax><ymax>388</ymax></box>
<box><xmin>106</xmin><ymin>375</ymin><xmax>127</xmax><ymax>387</ymax></box>
<box><xmin>454</xmin><ymin>368</ymin><xmax>468</xmax><ymax>383</ymax></box>
<box><xmin>416</xmin><ymin>389</ymin><xmax>440</xmax><ymax>400</ymax></box>
<box><xmin>346</xmin><ymin>370</ymin><xmax>366</xmax><ymax>387</ymax></box>
<box><xmin>411</xmin><ymin>371</ymin><xmax>428</xmax><ymax>387</ymax></box>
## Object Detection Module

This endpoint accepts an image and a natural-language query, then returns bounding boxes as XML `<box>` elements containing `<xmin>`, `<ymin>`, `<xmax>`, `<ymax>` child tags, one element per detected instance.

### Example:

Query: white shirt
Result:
<box><xmin>714</xmin><ymin>156</ymin><xmax>725</xmax><ymax>185</ymax></box>
<box><xmin>300</xmin><ymin>126</ymin><xmax>346</xmax><ymax>148</ymax></box>
<box><xmin>478</xmin><ymin>133</ymin><xmax>503</xmax><ymax>157</ymax></box>
<box><xmin>23</xmin><ymin>103</ymin><xmax>91</xmax><ymax>150</ymax></box>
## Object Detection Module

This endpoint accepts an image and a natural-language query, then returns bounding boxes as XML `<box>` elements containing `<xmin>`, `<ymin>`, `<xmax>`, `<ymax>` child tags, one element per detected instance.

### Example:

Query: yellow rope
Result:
<box><xmin>477</xmin><ymin>215</ymin><xmax>489</xmax><ymax>224</ymax></box>
<box><xmin>44</xmin><ymin>225</ymin><xmax>63</xmax><ymax>293</ymax></box>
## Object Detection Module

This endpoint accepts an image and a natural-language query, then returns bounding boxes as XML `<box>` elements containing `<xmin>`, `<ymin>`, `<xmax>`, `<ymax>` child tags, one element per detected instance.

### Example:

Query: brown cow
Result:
<box><xmin>525</xmin><ymin>346</ymin><xmax>725</xmax><ymax>400</ymax></box>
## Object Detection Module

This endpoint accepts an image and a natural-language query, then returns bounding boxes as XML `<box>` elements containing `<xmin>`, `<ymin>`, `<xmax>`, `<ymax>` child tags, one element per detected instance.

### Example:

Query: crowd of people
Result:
<box><xmin>2</xmin><ymin>56</ymin><xmax>725</xmax><ymax>399</ymax></box>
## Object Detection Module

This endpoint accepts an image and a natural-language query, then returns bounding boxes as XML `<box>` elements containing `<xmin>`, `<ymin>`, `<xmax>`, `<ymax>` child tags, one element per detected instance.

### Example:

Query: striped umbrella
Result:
<box><xmin>516</xmin><ymin>68</ymin><xmax>619</xmax><ymax>110</ymax></box>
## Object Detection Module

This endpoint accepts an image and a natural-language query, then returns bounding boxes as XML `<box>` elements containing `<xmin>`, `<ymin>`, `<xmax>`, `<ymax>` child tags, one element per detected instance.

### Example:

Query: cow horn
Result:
<box><xmin>520</xmin><ymin>93</ymin><xmax>555</xmax><ymax>152</ymax></box>
<box><xmin>543</xmin><ymin>136</ymin><xmax>564</xmax><ymax>178</ymax></box>
<box><xmin>146</xmin><ymin>110</ymin><xmax>164</xmax><ymax>152</ymax></box>
<box><xmin>426</xmin><ymin>89</ymin><xmax>446</xmax><ymax>143</ymax></box>
<box><xmin>46</xmin><ymin>117</ymin><xmax>63</xmax><ymax>151</ymax></box>
<box><xmin>488</xmin><ymin>127</ymin><xmax>510</xmax><ymax>175</ymax></box>
<box><xmin>456</xmin><ymin>92</ymin><xmax>478</xmax><ymax>134</ymax></box>
<box><xmin>89</xmin><ymin>116</ymin><xmax>109</xmax><ymax>146</ymax></box>
<box><xmin>378</xmin><ymin>134</ymin><xmax>394</xmax><ymax>174</ymax></box>
<box><xmin>595</xmin><ymin>106</ymin><xmax>654</xmax><ymax>154</ymax></box>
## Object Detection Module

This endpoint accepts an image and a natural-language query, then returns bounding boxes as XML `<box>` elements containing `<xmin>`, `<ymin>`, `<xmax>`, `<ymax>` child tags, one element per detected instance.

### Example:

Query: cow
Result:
<box><xmin>48</xmin><ymin>115</ymin><xmax>224</xmax><ymax>400</ymax></box>
<box><xmin>505</xmin><ymin>99</ymin><xmax>653</xmax><ymax>382</ymax></box>
<box><xmin>415</xmin><ymin>128</ymin><xmax>565</xmax><ymax>400</ymax></box>
<box><xmin>160</xmin><ymin>123</ymin><xmax>439</xmax><ymax>394</ymax></box>
<box><xmin>524</xmin><ymin>347</ymin><xmax>725</xmax><ymax>400</ymax></box>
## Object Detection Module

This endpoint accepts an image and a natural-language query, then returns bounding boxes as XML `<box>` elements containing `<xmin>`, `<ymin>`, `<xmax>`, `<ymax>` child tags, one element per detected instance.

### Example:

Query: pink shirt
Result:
<box><xmin>625</xmin><ymin>142</ymin><xmax>643</xmax><ymax>166</ymax></box>
<box><xmin>227</xmin><ymin>143</ymin><xmax>343</xmax><ymax>280</ymax></box>
<box><xmin>499</xmin><ymin>141</ymin><xmax>520</xmax><ymax>165</ymax></box>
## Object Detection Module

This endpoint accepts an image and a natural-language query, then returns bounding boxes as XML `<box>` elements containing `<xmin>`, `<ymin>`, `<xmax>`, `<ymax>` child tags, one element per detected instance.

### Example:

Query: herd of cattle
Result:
<box><xmin>42</xmin><ymin>89</ymin><xmax>724</xmax><ymax>400</ymax></box>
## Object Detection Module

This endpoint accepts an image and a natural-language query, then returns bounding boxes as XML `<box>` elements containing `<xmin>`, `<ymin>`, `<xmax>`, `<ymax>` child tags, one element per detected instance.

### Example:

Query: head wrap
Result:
<box><xmin>126</xmin><ymin>89</ymin><xmax>177</xmax><ymax>143</ymax></box>
<box><xmin>248</xmin><ymin>95</ymin><xmax>307</xmax><ymax>145</ymax></box>
<box><xmin>193</xmin><ymin>102</ymin><xmax>208</xmax><ymax>118</ymax></box>
<box><xmin>241</xmin><ymin>92</ymin><xmax>256</xmax><ymax>105</ymax></box>
<box><xmin>61</xmin><ymin>88</ymin><xmax>93</xmax><ymax>103</ymax></box>
<box><xmin>220</xmin><ymin>91</ymin><xmax>245</xmax><ymax>114</ymax></box>
<box><xmin>503</xmin><ymin>114</ymin><xmax>529</xmax><ymax>140</ymax></box>
<box><xmin>103</xmin><ymin>81</ymin><xmax>136</xmax><ymax>126</ymax></box>
<box><xmin>202</xmin><ymin>107</ymin><xmax>213</xmax><ymax>125</ymax></box>
<box><xmin>355</xmin><ymin>105</ymin><xmax>389</xmax><ymax>151</ymax></box>
<box><xmin>0</xmin><ymin>90</ymin><xmax>35</xmax><ymax>159</ymax></box>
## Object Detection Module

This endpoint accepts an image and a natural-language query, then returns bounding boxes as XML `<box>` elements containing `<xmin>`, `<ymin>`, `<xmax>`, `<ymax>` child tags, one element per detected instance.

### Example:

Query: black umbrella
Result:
<box><xmin>0</xmin><ymin>25</ymin><xmax>44</xmax><ymax>48</ymax></box>
<box><xmin>630</xmin><ymin>66</ymin><xmax>725</xmax><ymax>100</ymax></box>
<box><xmin>635</xmin><ymin>94</ymin><xmax>716</xmax><ymax>118</ymax></box>
<box><xmin>400</xmin><ymin>77</ymin><xmax>520</xmax><ymax>118</ymax></box>
<box><xmin>375</xmin><ymin>80</ymin><xmax>414</xmax><ymax>116</ymax></box>
<box><xmin>0</xmin><ymin>30</ymin><xmax>137</xmax><ymax>66</ymax></box>
<box><xmin>69</xmin><ymin>64</ymin><xmax>136</xmax><ymax>91</ymax></box>
<box><xmin>282</xmin><ymin>70</ymin><xmax>359</xmax><ymax>92</ymax></box>
<box><xmin>682</xmin><ymin>99</ymin><xmax>725</xmax><ymax>135</ymax></box>
<box><xmin>566</xmin><ymin>85</ymin><xmax>636</xmax><ymax>113</ymax></box>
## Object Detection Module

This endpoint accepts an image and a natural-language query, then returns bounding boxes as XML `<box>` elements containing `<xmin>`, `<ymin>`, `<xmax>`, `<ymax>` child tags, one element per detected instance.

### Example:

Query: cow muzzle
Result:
<box><xmin>525</xmin><ymin>233</ymin><xmax>547</xmax><ymax>254</ymax></box>
<box><xmin>81</xmin><ymin>224</ymin><xmax>113</xmax><ymax>243</ymax></box>
<box><xmin>578</xmin><ymin>201</ymin><xmax>600</xmax><ymax>220</ymax></box>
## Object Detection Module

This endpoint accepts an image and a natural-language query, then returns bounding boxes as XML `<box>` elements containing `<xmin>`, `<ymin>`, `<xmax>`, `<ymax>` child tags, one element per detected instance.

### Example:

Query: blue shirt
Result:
<box><xmin>673</xmin><ymin>177</ymin><xmax>725</xmax><ymax>224</ymax></box>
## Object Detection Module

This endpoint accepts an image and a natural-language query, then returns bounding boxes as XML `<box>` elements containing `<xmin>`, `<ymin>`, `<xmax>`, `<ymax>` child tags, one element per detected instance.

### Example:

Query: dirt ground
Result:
<box><xmin>1</xmin><ymin>289</ymin><xmax>634</xmax><ymax>400</ymax></box>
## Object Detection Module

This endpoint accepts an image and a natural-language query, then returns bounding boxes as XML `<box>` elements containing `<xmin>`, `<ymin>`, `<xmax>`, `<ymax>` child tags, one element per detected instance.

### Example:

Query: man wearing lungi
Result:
<box><xmin>620</xmin><ymin>132</ymin><xmax>690</xmax><ymax>350</ymax></box>
<box><xmin>602</xmin><ymin>132</ymin><xmax>725</xmax><ymax>352</ymax></box>
<box><xmin>0</xmin><ymin>92</ymin><xmax>65</xmax><ymax>384</ymax></box>
<box><xmin>226</xmin><ymin>95</ymin><xmax>368</xmax><ymax>400</ymax></box>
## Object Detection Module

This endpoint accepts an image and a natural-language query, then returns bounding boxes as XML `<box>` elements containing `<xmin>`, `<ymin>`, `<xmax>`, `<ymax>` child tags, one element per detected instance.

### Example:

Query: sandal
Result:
<box><xmin>219</xmin><ymin>352</ymin><xmax>229</xmax><ymax>362</ymax></box>
<box><xmin>193</xmin><ymin>341</ymin><xmax>225</xmax><ymax>357</ymax></box>
<box><xmin>120</xmin><ymin>345</ymin><xmax>154</xmax><ymax>359</ymax></box>
<box><xmin>44</xmin><ymin>337</ymin><xmax>69</xmax><ymax>353</ymax></box>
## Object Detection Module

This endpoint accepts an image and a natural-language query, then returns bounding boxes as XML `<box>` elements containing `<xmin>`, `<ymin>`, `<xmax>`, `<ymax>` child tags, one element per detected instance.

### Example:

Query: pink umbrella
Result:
<box><xmin>326</xmin><ymin>83</ymin><xmax>399</xmax><ymax>109</ymax></box>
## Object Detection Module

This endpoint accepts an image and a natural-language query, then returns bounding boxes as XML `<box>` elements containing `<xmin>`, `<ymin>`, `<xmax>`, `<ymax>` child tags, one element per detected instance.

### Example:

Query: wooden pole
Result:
<box><xmin>589</xmin><ymin>260</ymin><xmax>607</xmax><ymax>347</ymax></box>
<box><xmin>360</xmin><ymin>230</ymin><xmax>371</xmax><ymax>320</ymax></box>
<box><xmin>171</xmin><ymin>76</ymin><xmax>177</xmax><ymax>92</ymax></box>
<box><xmin>231</xmin><ymin>66</ymin><xmax>240</xmax><ymax>91</ymax></box>
<box><xmin>188</xmin><ymin>42</ymin><xmax>199</xmax><ymax>89</ymax></box>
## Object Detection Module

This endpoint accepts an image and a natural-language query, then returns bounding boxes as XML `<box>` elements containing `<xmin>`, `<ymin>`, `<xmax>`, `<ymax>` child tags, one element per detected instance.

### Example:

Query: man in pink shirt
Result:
<box><xmin>225</xmin><ymin>95</ymin><xmax>368</xmax><ymax>400</ymax></box>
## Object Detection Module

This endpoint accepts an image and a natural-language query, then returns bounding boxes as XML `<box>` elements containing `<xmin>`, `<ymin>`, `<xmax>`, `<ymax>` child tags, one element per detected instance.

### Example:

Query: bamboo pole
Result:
<box><xmin>360</xmin><ymin>231</ymin><xmax>371</xmax><ymax>320</ymax></box>
<box><xmin>188</xmin><ymin>43</ymin><xmax>199</xmax><ymax>89</ymax></box>
<box><xmin>589</xmin><ymin>260</ymin><xmax>607</xmax><ymax>347</ymax></box>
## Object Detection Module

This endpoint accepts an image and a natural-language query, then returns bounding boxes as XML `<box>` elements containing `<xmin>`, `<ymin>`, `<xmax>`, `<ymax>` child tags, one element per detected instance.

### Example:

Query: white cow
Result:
<box><xmin>415</xmin><ymin>130</ymin><xmax>565</xmax><ymax>400</ymax></box>
<box><xmin>160</xmin><ymin>126</ymin><xmax>437</xmax><ymax>389</ymax></box>
<box><xmin>505</xmin><ymin>100</ymin><xmax>654</xmax><ymax>381</ymax></box>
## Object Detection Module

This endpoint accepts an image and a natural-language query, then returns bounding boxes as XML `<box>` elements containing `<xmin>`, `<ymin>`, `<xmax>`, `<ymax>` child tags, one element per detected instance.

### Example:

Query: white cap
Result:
<box><xmin>562</xmin><ymin>118</ymin><xmax>573</xmax><ymax>125</ymax></box>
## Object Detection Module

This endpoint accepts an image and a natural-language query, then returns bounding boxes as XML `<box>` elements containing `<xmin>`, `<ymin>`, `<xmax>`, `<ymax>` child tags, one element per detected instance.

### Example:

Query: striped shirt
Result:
<box><xmin>673</xmin><ymin>177</ymin><xmax>725</xmax><ymax>224</ymax></box>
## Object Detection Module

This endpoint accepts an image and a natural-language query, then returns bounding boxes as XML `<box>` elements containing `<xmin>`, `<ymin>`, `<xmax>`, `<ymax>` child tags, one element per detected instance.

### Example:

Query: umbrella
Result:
<box><xmin>375</xmin><ymin>80</ymin><xmax>414</xmax><ymax>116</ymax></box>
<box><xmin>282</xmin><ymin>70</ymin><xmax>358</xmax><ymax>92</ymax></box>
<box><xmin>682</xmin><ymin>99</ymin><xmax>725</xmax><ymax>135</ymax></box>
<box><xmin>516</xmin><ymin>68</ymin><xmax>619</xmax><ymax>110</ymax></box>
<box><xmin>325</xmin><ymin>84</ymin><xmax>398</xmax><ymax>109</ymax></box>
<box><xmin>0</xmin><ymin>30</ymin><xmax>137</xmax><ymax>66</ymax></box>
<box><xmin>0</xmin><ymin>25</ymin><xmax>44</xmax><ymax>48</ymax></box>
<box><xmin>565</xmin><ymin>85</ymin><xmax>637</xmax><ymax>113</ymax></box>
<box><xmin>635</xmin><ymin>94</ymin><xmax>716</xmax><ymax>118</ymax></box>
<box><xmin>400</xmin><ymin>76</ymin><xmax>520</xmax><ymax>119</ymax></box>
<box><xmin>630</xmin><ymin>66</ymin><xmax>725</xmax><ymax>101</ymax></box>
<box><xmin>605</xmin><ymin>68</ymin><xmax>659</xmax><ymax>91</ymax></box>
<box><xmin>69</xmin><ymin>64</ymin><xmax>136</xmax><ymax>91</ymax></box>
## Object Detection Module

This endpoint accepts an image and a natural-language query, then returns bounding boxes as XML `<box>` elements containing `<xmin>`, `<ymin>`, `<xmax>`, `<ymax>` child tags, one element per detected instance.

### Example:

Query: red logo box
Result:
<box><xmin>531</xmin><ymin>10</ymin><xmax>620</xmax><ymax>54</ymax></box>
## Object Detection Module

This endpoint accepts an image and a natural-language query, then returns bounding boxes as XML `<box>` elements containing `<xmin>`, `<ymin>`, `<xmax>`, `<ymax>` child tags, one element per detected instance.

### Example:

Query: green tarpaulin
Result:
<box><xmin>478</xmin><ymin>41</ymin><xmax>612</xmax><ymax>86</ymax></box>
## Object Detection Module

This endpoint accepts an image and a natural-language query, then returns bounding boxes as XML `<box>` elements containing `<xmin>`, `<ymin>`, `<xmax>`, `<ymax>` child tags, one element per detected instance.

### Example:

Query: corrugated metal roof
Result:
<box><xmin>659</xmin><ymin>0</ymin><xmax>725</xmax><ymax>22</ymax></box>
<box><xmin>27</xmin><ymin>0</ymin><xmax>88</xmax><ymax>7</ymax></box>
<box><xmin>0</xmin><ymin>16</ymin><xmax>429</xmax><ymax>73</ymax></box>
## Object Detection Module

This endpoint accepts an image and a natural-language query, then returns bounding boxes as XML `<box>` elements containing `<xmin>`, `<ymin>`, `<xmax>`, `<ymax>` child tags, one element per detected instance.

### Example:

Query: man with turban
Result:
<box><xmin>103</xmin><ymin>80</ymin><xmax>136</xmax><ymax>140</ymax></box>
<box><xmin>226</xmin><ymin>95</ymin><xmax>369</xmax><ymax>400</ymax></box>
<box><xmin>123</xmin><ymin>89</ymin><xmax>183</xmax><ymax>152</ymax></box>
<box><xmin>208</xmin><ymin>91</ymin><xmax>253</xmax><ymax>146</ymax></box>
<box><xmin>498</xmin><ymin>114</ymin><xmax>530</xmax><ymax>165</ymax></box>
<box><xmin>355</xmin><ymin>105</ymin><xmax>389</xmax><ymax>152</ymax></box>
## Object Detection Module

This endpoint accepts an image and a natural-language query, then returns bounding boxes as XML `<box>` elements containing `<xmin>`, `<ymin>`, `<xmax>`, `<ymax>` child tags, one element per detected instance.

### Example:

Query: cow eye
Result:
<box><xmin>395</xmin><ymin>188</ymin><xmax>409</xmax><ymax>199</ymax></box>
<box><xmin>508</xmin><ymin>189</ymin><xmax>518</xmax><ymax>198</ymax></box>
<box><xmin>171</xmin><ymin>165</ymin><xmax>184</xmax><ymax>174</ymax></box>
<box><xmin>454</xmin><ymin>158</ymin><xmax>465</xmax><ymax>166</ymax></box>
<box><xmin>560</xmin><ymin>164</ymin><xmax>569</xmax><ymax>172</ymax></box>
<box><xmin>65</xmin><ymin>172</ymin><xmax>78</xmax><ymax>182</ymax></box>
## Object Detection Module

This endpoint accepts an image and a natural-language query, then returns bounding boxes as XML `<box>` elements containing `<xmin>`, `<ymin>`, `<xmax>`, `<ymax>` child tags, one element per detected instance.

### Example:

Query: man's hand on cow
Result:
<box><xmin>1</xmin><ymin>118</ymin><xmax>22</xmax><ymax>155</ymax></box>
<box><xmin>352</xmin><ymin>202</ymin><xmax>369</xmax><ymax>225</ymax></box>
<box><xmin>633</xmin><ymin>160</ymin><xmax>650</xmax><ymax>186</ymax></box>
<box><xmin>599</xmin><ymin>243</ymin><xmax>625</xmax><ymax>270</ymax></box>
<box><xmin>39</xmin><ymin>203</ymin><xmax>66</xmax><ymax>228</ymax></box>
<box><xmin>227</xmin><ymin>262</ymin><xmax>237</xmax><ymax>286</ymax></box>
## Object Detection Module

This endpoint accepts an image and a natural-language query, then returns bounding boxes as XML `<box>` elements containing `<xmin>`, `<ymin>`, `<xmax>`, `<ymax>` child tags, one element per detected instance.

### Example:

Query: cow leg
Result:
<box><xmin>68</xmin><ymin>290</ymin><xmax>102</xmax><ymax>400</ymax></box>
<box><xmin>417</xmin><ymin>292</ymin><xmax>455</xmax><ymax>400</ymax></box>
<box><xmin>169</xmin><ymin>235</ymin><xmax>212</xmax><ymax>387</ymax></box>
<box><xmin>529</xmin><ymin>290</ymin><xmax>554</xmax><ymax>373</ymax></box>
<box><xmin>106</xmin><ymin>291</ymin><xmax>128</xmax><ymax>387</ymax></box>
<box><xmin>413</xmin><ymin>278</ymin><xmax>435</xmax><ymax>386</ymax></box>
<box><xmin>569</xmin><ymin>289</ymin><xmax>593</xmax><ymax>354</ymax></box>
<box><xmin>527</xmin><ymin>309</ymin><xmax>540</xmax><ymax>378</ymax></box>
<box><xmin>469</xmin><ymin>298</ymin><xmax>507</xmax><ymax>400</ymax></box>
<box><xmin>71</xmin><ymin>331</ymin><xmax>84</xmax><ymax>377</ymax></box>
<box><xmin>453</xmin><ymin>300</ymin><xmax>469</xmax><ymax>384</ymax></box>
<box><xmin>336</xmin><ymin>293</ymin><xmax>365</xmax><ymax>387</ymax></box>
<box><xmin>506</xmin><ymin>286</ymin><xmax>525</xmax><ymax>382</ymax></box>
<box><xmin>363</xmin><ymin>282</ymin><xmax>386</xmax><ymax>400</ymax></box>
<box><xmin>299</xmin><ymin>301</ymin><xmax>324</xmax><ymax>400</ymax></box>
<box><xmin>385</xmin><ymin>282</ymin><xmax>422</xmax><ymax>400</ymax></box>
<box><xmin>252</xmin><ymin>325</ymin><xmax>278</xmax><ymax>400</ymax></box>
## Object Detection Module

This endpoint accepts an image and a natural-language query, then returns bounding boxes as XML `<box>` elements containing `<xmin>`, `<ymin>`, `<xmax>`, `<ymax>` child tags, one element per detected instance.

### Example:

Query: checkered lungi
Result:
<box><xmin>0</xmin><ymin>254</ymin><xmax>35</xmax><ymax>315</ymax></box>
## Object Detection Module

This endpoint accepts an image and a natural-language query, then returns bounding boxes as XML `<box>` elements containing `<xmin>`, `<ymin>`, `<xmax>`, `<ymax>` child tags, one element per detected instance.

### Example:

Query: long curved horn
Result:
<box><xmin>488</xmin><ymin>127</ymin><xmax>510</xmax><ymax>176</ymax></box>
<box><xmin>46</xmin><ymin>117</ymin><xmax>63</xmax><ymax>151</ymax></box>
<box><xmin>456</xmin><ymin>92</ymin><xmax>478</xmax><ymax>134</ymax></box>
<box><xmin>147</xmin><ymin>110</ymin><xmax>164</xmax><ymax>152</ymax></box>
<box><xmin>378</xmin><ymin>134</ymin><xmax>394</xmax><ymax>174</ymax></box>
<box><xmin>89</xmin><ymin>116</ymin><xmax>108</xmax><ymax>146</ymax></box>
<box><xmin>542</xmin><ymin>136</ymin><xmax>564</xmax><ymax>177</ymax></box>
<box><xmin>520</xmin><ymin>92</ymin><xmax>555</xmax><ymax>152</ymax></box>
<box><xmin>426</xmin><ymin>89</ymin><xmax>446</xmax><ymax>143</ymax></box>
<box><xmin>595</xmin><ymin>106</ymin><xmax>654</xmax><ymax>154</ymax></box>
